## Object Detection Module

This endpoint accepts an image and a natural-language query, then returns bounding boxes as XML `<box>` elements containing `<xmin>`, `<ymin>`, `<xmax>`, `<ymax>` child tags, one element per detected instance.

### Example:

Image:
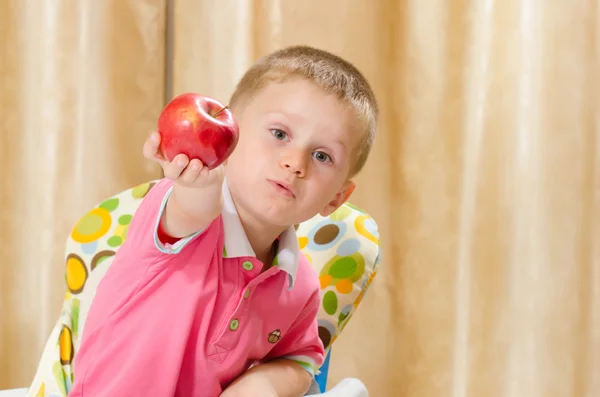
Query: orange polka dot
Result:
<box><xmin>59</xmin><ymin>326</ymin><xmax>74</xmax><ymax>365</ymax></box>
<box><xmin>66</xmin><ymin>254</ymin><xmax>88</xmax><ymax>294</ymax></box>
<box><xmin>320</xmin><ymin>274</ymin><xmax>333</xmax><ymax>289</ymax></box>
<box><xmin>298</xmin><ymin>236</ymin><xmax>309</xmax><ymax>249</ymax></box>
<box><xmin>335</xmin><ymin>279</ymin><xmax>353</xmax><ymax>294</ymax></box>
<box><xmin>354</xmin><ymin>290</ymin><xmax>365</xmax><ymax>307</ymax></box>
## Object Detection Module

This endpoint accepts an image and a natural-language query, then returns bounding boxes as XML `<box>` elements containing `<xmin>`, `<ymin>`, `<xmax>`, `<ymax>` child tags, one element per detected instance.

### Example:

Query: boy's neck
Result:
<box><xmin>243</xmin><ymin>219</ymin><xmax>284</xmax><ymax>267</ymax></box>
<box><xmin>234</xmin><ymin>203</ymin><xmax>288</xmax><ymax>267</ymax></box>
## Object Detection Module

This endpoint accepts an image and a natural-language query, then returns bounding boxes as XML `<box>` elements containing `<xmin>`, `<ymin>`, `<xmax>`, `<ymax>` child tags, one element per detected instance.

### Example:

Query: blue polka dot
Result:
<box><xmin>338</xmin><ymin>304</ymin><xmax>354</xmax><ymax>325</ymax></box>
<box><xmin>364</xmin><ymin>218</ymin><xmax>379</xmax><ymax>238</ymax></box>
<box><xmin>318</xmin><ymin>319</ymin><xmax>336</xmax><ymax>334</ymax></box>
<box><xmin>340</xmin><ymin>303</ymin><xmax>353</xmax><ymax>316</ymax></box>
<box><xmin>336</xmin><ymin>238</ymin><xmax>361</xmax><ymax>256</ymax></box>
<box><xmin>81</xmin><ymin>241</ymin><xmax>98</xmax><ymax>255</ymax></box>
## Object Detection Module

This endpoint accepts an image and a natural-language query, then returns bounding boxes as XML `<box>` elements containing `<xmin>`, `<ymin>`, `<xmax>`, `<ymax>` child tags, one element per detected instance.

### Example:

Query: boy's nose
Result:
<box><xmin>280</xmin><ymin>150</ymin><xmax>307</xmax><ymax>177</ymax></box>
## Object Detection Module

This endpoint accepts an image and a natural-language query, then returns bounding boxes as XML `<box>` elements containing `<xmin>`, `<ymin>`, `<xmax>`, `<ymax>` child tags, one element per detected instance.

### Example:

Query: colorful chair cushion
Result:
<box><xmin>26</xmin><ymin>180</ymin><xmax>381</xmax><ymax>397</ymax></box>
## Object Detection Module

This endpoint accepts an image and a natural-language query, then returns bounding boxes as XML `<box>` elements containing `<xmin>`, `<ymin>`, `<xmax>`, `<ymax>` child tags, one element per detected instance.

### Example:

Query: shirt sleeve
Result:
<box><xmin>150</xmin><ymin>180</ymin><xmax>203</xmax><ymax>254</ymax></box>
<box><xmin>103</xmin><ymin>178</ymin><xmax>207</xmax><ymax>274</ymax></box>
<box><xmin>264</xmin><ymin>289</ymin><xmax>325</xmax><ymax>377</ymax></box>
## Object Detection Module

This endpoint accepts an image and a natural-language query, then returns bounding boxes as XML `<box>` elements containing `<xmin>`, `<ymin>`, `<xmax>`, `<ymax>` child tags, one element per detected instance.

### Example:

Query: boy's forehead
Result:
<box><xmin>239</xmin><ymin>78</ymin><xmax>365</xmax><ymax>150</ymax></box>
<box><xmin>250</xmin><ymin>80</ymin><xmax>351</xmax><ymax>120</ymax></box>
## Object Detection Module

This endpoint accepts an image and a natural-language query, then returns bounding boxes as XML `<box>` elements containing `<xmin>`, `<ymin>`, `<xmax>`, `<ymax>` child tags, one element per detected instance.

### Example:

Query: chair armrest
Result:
<box><xmin>306</xmin><ymin>378</ymin><xmax>369</xmax><ymax>397</ymax></box>
<box><xmin>0</xmin><ymin>388</ymin><xmax>27</xmax><ymax>397</ymax></box>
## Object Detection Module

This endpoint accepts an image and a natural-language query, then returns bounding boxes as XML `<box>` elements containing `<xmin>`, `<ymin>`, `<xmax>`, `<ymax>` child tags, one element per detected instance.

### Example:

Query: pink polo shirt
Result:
<box><xmin>68</xmin><ymin>178</ymin><xmax>324</xmax><ymax>397</ymax></box>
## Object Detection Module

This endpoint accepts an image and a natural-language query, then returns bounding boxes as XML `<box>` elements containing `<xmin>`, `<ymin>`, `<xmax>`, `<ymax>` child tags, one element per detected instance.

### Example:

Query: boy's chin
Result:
<box><xmin>254</xmin><ymin>208</ymin><xmax>318</xmax><ymax>230</ymax></box>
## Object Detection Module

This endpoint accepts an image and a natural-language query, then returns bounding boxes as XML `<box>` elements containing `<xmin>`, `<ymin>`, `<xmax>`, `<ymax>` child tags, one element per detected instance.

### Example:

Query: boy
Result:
<box><xmin>68</xmin><ymin>45</ymin><xmax>378</xmax><ymax>397</ymax></box>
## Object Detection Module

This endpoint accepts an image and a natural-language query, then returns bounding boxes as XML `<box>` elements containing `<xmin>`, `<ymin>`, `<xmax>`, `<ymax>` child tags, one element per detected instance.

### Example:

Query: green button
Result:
<box><xmin>229</xmin><ymin>319</ymin><xmax>239</xmax><ymax>331</ymax></box>
<box><xmin>242</xmin><ymin>261</ymin><xmax>254</xmax><ymax>271</ymax></box>
<box><xmin>243</xmin><ymin>288</ymin><xmax>250</xmax><ymax>299</ymax></box>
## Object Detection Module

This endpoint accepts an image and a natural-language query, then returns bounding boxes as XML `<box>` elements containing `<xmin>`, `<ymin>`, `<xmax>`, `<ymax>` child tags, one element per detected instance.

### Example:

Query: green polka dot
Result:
<box><xmin>71</xmin><ymin>299</ymin><xmax>80</xmax><ymax>338</ymax></box>
<box><xmin>344</xmin><ymin>202</ymin><xmax>365</xmax><ymax>214</ymax></box>
<box><xmin>99</xmin><ymin>198</ymin><xmax>119</xmax><ymax>212</ymax></box>
<box><xmin>75</xmin><ymin>213</ymin><xmax>104</xmax><ymax>235</ymax></box>
<box><xmin>338</xmin><ymin>311</ymin><xmax>349</xmax><ymax>324</ymax></box>
<box><xmin>323</xmin><ymin>291</ymin><xmax>338</xmax><ymax>315</ymax></box>
<box><xmin>131</xmin><ymin>183</ymin><xmax>153</xmax><ymax>199</ymax></box>
<box><xmin>107</xmin><ymin>235</ymin><xmax>123</xmax><ymax>247</ymax></box>
<box><xmin>330</xmin><ymin>206</ymin><xmax>352</xmax><ymax>221</ymax></box>
<box><xmin>91</xmin><ymin>250</ymin><xmax>115</xmax><ymax>270</ymax></box>
<box><xmin>222</xmin><ymin>246</ymin><xmax>227</xmax><ymax>257</ymax></box>
<box><xmin>52</xmin><ymin>362</ymin><xmax>67</xmax><ymax>397</ymax></box>
<box><xmin>118</xmin><ymin>214</ymin><xmax>133</xmax><ymax>225</ymax></box>
<box><xmin>329</xmin><ymin>256</ymin><xmax>357</xmax><ymax>279</ymax></box>
<box><xmin>272</xmin><ymin>255</ymin><xmax>279</xmax><ymax>267</ymax></box>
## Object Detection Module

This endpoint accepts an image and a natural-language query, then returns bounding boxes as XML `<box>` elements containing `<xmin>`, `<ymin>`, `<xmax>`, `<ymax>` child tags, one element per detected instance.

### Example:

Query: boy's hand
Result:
<box><xmin>219</xmin><ymin>373</ymin><xmax>278</xmax><ymax>397</ymax></box>
<box><xmin>143</xmin><ymin>131</ymin><xmax>224</xmax><ymax>238</ymax></box>
<box><xmin>143</xmin><ymin>131</ymin><xmax>224</xmax><ymax>189</ymax></box>
<box><xmin>219</xmin><ymin>360</ymin><xmax>312</xmax><ymax>397</ymax></box>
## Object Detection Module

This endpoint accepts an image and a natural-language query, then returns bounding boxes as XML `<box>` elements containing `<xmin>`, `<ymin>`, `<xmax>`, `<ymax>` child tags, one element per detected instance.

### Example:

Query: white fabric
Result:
<box><xmin>1</xmin><ymin>378</ymin><xmax>369</xmax><ymax>397</ymax></box>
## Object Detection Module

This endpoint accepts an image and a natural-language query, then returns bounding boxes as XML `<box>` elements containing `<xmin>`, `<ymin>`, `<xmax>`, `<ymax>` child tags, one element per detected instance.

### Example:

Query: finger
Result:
<box><xmin>198</xmin><ymin>165</ymin><xmax>212</xmax><ymax>179</ymax></box>
<box><xmin>163</xmin><ymin>154</ymin><xmax>189</xmax><ymax>180</ymax></box>
<box><xmin>143</xmin><ymin>132</ymin><xmax>167</xmax><ymax>165</ymax></box>
<box><xmin>178</xmin><ymin>159</ymin><xmax>205</xmax><ymax>185</ymax></box>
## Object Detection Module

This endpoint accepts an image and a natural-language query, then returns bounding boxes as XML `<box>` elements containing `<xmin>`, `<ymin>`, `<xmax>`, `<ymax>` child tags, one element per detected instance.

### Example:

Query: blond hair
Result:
<box><xmin>229</xmin><ymin>45</ymin><xmax>378</xmax><ymax>176</ymax></box>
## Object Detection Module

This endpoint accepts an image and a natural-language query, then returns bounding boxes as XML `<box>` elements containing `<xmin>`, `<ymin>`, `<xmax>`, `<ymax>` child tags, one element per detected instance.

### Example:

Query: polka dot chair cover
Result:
<box><xmin>26</xmin><ymin>181</ymin><xmax>382</xmax><ymax>397</ymax></box>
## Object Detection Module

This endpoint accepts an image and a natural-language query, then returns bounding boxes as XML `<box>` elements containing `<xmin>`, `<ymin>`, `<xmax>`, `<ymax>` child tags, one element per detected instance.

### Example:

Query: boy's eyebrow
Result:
<box><xmin>328</xmin><ymin>139</ymin><xmax>348</xmax><ymax>153</ymax></box>
<box><xmin>264</xmin><ymin>110</ymin><xmax>303</xmax><ymax>124</ymax></box>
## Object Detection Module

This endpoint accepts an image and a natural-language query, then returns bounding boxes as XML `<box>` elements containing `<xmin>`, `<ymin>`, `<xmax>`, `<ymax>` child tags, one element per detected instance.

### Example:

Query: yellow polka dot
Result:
<box><xmin>35</xmin><ymin>383</ymin><xmax>45</xmax><ymax>397</ymax></box>
<box><xmin>64</xmin><ymin>291</ymin><xmax>71</xmax><ymax>301</ymax></box>
<box><xmin>320</xmin><ymin>274</ymin><xmax>333</xmax><ymax>289</ymax></box>
<box><xmin>59</xmin><ymin>326</ymin><xmax>73</xmax><ymax>365</ymax></box>
<box><xmin>305</xmin><ymin>253</ymin><xmax>312</xmax><ymax>264</ymax></box>
<box><xmin>354</xmin><ymin>271</ymin><xmax>376</xmax><ymax>307</ymax></box>
<box><xmin>335</xmin><ymin>278</ymin><xmax>354</xmax><ymax>294</ymax></box>
<box><xmin>71</xmin><ymin>208</ymin><xmax>112</xmax><ymax>243</ymax></box>
<box><xmin>354</xmin><ymin>215</ymin><xmax>379</xmax><ymax>245</ymax></box>
<box><xmin>66</xmin><ymin>254</ymin><xmax>88</xmax><ymax>294</ymax></box>
<box><xmin>298</xmin><ymin>236</ymin><xmax>309</xmax><ymax>249</ymax></box>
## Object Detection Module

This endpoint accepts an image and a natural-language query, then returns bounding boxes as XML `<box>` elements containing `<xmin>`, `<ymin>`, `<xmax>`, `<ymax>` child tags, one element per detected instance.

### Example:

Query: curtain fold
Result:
<box><xmin>0</xmin><ymin>0</ymin><xmax>166</xmax><ymax>388</ymax></box>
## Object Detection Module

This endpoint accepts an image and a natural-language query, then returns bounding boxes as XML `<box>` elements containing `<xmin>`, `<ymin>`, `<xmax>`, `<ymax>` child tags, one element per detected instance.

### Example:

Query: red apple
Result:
<box><xmin>157</xmin><ymin>93</ymin><xmax>239</xmax><ymax>169</ymax></box>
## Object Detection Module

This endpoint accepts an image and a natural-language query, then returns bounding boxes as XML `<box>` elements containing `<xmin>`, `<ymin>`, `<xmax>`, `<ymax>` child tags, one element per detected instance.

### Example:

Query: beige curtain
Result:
<box><xmin>0</xmin><ymin>0</ymin><xmax>165</xmax><ymax>389</ymax></box>
<box><xmin>2</xmin><ymin>0</ymin><xmax>600</xmax><ymax>396</ymax></box>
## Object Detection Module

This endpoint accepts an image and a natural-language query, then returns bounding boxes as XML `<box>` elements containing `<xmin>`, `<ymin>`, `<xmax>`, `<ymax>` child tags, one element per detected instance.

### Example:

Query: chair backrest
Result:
<box><xmin>28</xmin><ymin>180</ymin><xmax>381</xmax><ymax>396</ymax></box>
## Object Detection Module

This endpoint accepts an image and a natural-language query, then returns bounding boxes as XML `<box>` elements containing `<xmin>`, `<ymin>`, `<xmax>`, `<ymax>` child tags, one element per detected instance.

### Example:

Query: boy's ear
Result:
<box><xmin>320</xmin><ymin>180</ymin><xmax>356</xmax><ymax>217</ymax></box>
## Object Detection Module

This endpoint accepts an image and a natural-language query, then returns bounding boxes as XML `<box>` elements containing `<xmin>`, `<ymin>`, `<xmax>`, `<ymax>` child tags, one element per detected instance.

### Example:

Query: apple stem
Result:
<box><xmin>213</xmin><ymin>106</ymin><xmax>229</xmax><ymax>117</ymax></box>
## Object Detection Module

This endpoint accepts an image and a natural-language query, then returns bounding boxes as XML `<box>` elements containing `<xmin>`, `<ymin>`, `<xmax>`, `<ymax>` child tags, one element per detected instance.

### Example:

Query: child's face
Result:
<box><xmin>225</xmin><ymin>78</ymin><xmax>360</xmax><ymax>228</ymax></box>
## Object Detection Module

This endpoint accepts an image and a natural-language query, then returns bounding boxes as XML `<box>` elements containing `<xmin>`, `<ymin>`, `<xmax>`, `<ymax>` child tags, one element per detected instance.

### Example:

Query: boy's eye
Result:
<box><xmin>313</xmin><ymin>151</ymin><xmax>331</xmax><ymax>163</ymax></box>
<box><xmin>271</xmin><ymin>129</ymin><xmax>288</xmax><ymax>141</ymax></box>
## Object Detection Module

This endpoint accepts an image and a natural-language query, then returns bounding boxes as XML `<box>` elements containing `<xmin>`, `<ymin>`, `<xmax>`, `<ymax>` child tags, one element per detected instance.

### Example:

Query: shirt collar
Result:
<box><xmin>220</xmin><ymin>179</ymin><xmax>300</xmax><ymax>288</ymax></box>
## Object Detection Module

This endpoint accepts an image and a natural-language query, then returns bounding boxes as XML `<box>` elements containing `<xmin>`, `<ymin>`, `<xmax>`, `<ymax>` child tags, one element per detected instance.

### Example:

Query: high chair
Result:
<box><xmin>1</xmin><ymin>180</ymin><xmax>381</xmax><ymax>397</ymax></box>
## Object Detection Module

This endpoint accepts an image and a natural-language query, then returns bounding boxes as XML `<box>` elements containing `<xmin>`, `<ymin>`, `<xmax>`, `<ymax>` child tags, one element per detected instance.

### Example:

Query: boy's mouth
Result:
<box><xmin>267</xmin><ymin>179</ymin><xmax>296</xmax><ymax>198</ymax></box>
